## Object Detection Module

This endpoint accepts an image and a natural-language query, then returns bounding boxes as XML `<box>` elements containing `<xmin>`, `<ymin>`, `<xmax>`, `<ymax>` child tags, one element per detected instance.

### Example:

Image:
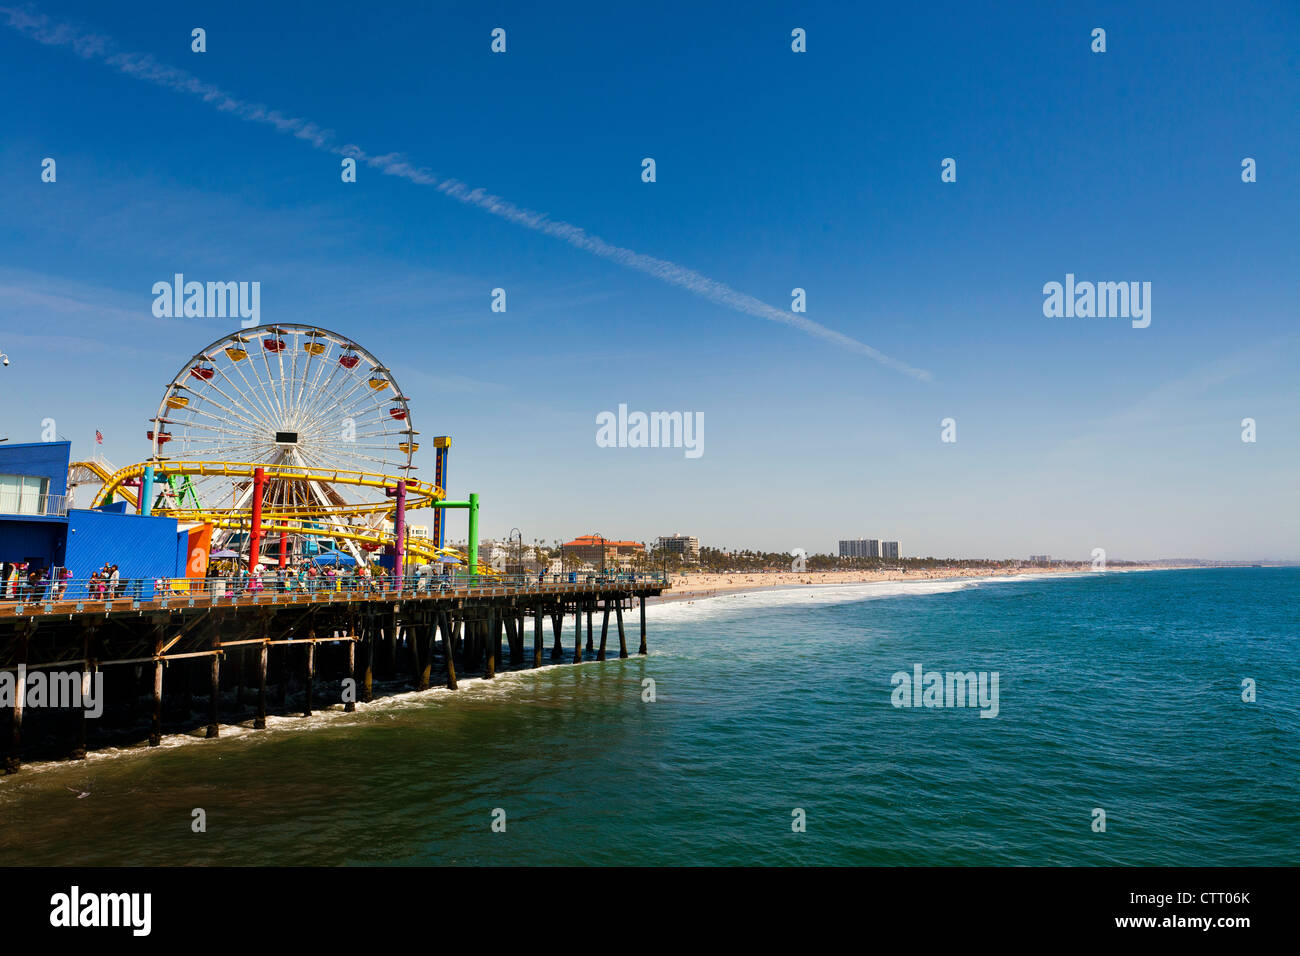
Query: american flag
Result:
<box><xmin>95</xmin><ymin>430</ymin><xmax>103</xmax><ymax>444</ymax></box>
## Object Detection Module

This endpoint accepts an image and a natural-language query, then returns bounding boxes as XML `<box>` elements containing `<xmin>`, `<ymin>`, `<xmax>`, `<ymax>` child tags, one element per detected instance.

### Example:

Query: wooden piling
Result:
<box><xmin>441</xmin><ymin>612</ymin><xmax>458</xmax><ymax>690</ymax></box>
<box><xmin>417</xmin><ymin>619</ymin><xmax>432</xmax><ymax>690</ymax></box>
<box><xmin>233</xmin><ymin>645</ymin><xmax>245</xmax><ymax>713</ymax></box>
<box><xmin>506</xmin><ymin>612</ymin><xmax>523</xmax><ymax>666</ymax></box>
<box><xmin>255</xmin><ymin>642</ymin><xmax>268</xmax><ymax>729</ymax></box>
<box><xmin>550</xmin><ymin>612</ymin><xmax>563</xmax><ymax>661</ymax></box>
<box><xmin>72</xmin><ymin>623</ymin><xmax>94</xmax><ymax>759</ymax></box>
<box><xmin>5</xmin><ymin>628</ymin><xmax>28</xmax><ymax>772</ymax></box>
<box><xmin>206</xmin><ymin>625</ymin><xmax>221</xmax><ymax>738</ymax></box>
<box><xmin>362</xmin><ymin>614</ymin><xmax>375</xmax><ymax>703</ymax></box>
<box><xmin>598</xmin><ymin>602</ymin><xmax>610</xmax><ymax>661</ymax></box>
<box><xmin>617</xmin><ymin>600</ymin><xmax>628</xmax><ymax>658</ymax></box>
<box><xmin>303</xmin><ymin>639</ymin><xmax>315</xmax><ymax>717</ymax></box>
<box><xmin>150</xmin><ymin>655</ymin><xmax>164</xmax><ymax>746</ymax></box>
<box><xmin>346</xmin><ymin>639</ymin><xmax>357</xmax><ymax>712</ymax></box>
<box><xmin>485</xmin><ymin>610</ymin><xmax>496</xmax><ymax>679</ymax></box>
<box><xmin>586</xmin><ymin>605</ymin><xmax>594</xmax><ymax>653</ymax></box>
<box><xmin>384</xmin><ymin>610</ymin><xmax>398</xmax><ymax>678</ymax></box>
<box><xmin>533</xmin><ymin>604</ymin><xmax>543</xmax><ymax>668</ymax></box>
<box><xmin>573</xmin><ymin>604</ymin><xmax>582</xmax><ymax>664</ymax></box>
<box><xmin>639</xmin><ymin>597</ymin><xmax>648</xmax><ymax>655</ymax></box>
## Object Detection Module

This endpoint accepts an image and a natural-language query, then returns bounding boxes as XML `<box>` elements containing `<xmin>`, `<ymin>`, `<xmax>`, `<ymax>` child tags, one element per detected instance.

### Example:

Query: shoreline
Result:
<box><xmin>650</xmin><ymin>564</ymin><xmax>1186</xmax><ymax>606</ymax></box>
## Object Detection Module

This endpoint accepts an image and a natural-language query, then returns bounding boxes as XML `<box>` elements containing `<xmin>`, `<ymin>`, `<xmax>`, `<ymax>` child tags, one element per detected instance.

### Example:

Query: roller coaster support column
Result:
<box><xmin>467</xmin><ymin>492</ymin><xmax>479</xmax><ymax>579</ymax></box>
<box><xmin>430</xmin><ymin>494</ymin><xmax>479</xmax><ymax>577</ymax></box>
<box><xmin>433</xmin><ymin>437</ymin><xmax>450</xmax><ymax>550</ymax></box>
<box><xmin>140</xmin><ymin>465</ymin><xmax>155</xmax><ymax>517</ymax></box>
<box><xmin>394</xmin><ymin>478</ymin><xmax>406</xmax><ymax>583</ymax></box>
<box><xmin>249</xmin><ymin>467</ymin><xmax>265</xmax><ymax>571</ymax></box>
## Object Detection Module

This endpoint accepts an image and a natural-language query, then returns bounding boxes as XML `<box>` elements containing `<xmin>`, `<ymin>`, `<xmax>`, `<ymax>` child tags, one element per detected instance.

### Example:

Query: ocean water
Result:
<box><xmin>0</xmin><ymin>567</ymin><xmax>1295</xmax><ymax>866</ymax></box>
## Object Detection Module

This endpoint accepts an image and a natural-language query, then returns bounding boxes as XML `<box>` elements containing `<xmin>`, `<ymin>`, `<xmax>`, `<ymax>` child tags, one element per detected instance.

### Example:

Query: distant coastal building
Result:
<box><xmin>562</xmin><ymin>534</ymin><xmax>645</xmax><ymax>568</ymax></box>
<box><xmin>1029</xmin><ymin>554</ymin><xmax>1051</xmax><ymax>563</ymax></box>
<box><xmin>655</xmin><ymin>533</ymin><xmax>700</xmax><ymax>562</ymax></box>
<box><xmin>882</xmin><ymin>541</ymin><xmax>900</xmax><ymax>560</ymax></box>
<box><xmin>839</xmin><ymin>539</ymin><xmax>880</xmax><ymax>558</ymax></box>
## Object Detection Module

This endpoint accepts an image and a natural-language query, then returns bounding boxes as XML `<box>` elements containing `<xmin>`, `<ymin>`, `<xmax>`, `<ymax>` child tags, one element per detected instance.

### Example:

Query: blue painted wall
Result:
<box><xmin>63</xmin><ymin>509</ymin><xmax>183</xmax><ymax>595</ymax></box>
<box><xmin>0</xmin><ymin>521</ymin><xmax>65</xmax><ymax>567</ymax></box>
<box><xmin>0</xmin><ymin>441</ymin><xmax>70</xmax><ymax>497</ymax></box>
<box><xmin>0</xmin><ymin>441</ymin><xmax>73</xmax><ymax>570</ymax></box>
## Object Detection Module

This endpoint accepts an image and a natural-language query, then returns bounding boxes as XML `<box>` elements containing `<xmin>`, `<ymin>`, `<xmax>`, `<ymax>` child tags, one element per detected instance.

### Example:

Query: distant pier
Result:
<box><xmin>0</xmin><ymin>575</ymin><xmax>666</xmax><ymax>771</ymax></box>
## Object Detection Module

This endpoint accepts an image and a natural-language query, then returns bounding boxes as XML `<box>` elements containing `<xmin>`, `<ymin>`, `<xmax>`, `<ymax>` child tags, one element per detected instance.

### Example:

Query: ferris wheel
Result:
<box><xmin>147</xmin><ymin>324</ymin><xmax>420</xmax><ymax>561</ymax></box>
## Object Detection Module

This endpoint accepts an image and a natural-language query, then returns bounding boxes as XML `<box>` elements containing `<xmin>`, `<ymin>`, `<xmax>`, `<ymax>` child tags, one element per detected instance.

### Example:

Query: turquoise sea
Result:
<box><xmin>0</xmin><ymin>567</ymin><xmax>1295</xmax><ymax>866</ymax></box>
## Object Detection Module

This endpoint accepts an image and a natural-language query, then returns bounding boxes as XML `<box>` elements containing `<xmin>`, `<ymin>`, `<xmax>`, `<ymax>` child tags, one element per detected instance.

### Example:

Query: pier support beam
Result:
<box><xmin>416</xmin><ymin>619</ymin><xmax>432</xmax><ymax>690</ymax></box>
<box><xmin>509</xmin><ymin>613</ymin><xmax>525</xmax><ymax>665</ymax></box>
<box><xmin>484</xmin><ymin>610</ymin><xmax>496</xmax><ymax>679</ymax></box>
<box><xmin>362</xmin><ymin>615</ymin><xmax>375</xmax><ymax>703</ymax></box>
<box><xmin>150</xmin><ymin>655</ymin><xmax>164</xmax><ymax>746</ymax></box>
<box><xmin>255</xmin><ymin>642</ymin><xmax>268</xmax><ymax>729</ymax></box>
<box><xmin>573</xmin><ymin>604</ymin><xmax>582</xmax><ymax>664</ymax></box>
<box><xmin>72</xmin><ymin>622</ymin><xmax>96</xmax><ymax>759</ymax></box>
<box><xmin>533</xmin><ymin>604</ymin><xmax>543</xmax><ymax>668</ymax></box>
<box><xmin>617</xmin><ymin>600</ymin><xmax>628</xmax><ymax>659</ymax></box>
<box><xmin>639</xmin><ymin>597</ymin><xmax>647</xmax><ymax>655</ymax></box>
<box><xmin>598</xmin><ymin>602</ymin><xmax>610</xmax><ymax>661</ymax></box>
<box><xmin>441</xmin><ymin>612</ymin><xmax>458</xmax><ymax>690</ymax></box>
<box><xmin>346</xmin><ymin>639</ymin><xmax>357</xmax><ymax>712</ymax></box>
<box><xmin>206</xmin><ymin>625</ymin><xmax>221</xmax><ymax>738</ymax></box>
<box><xmin>550</xmin><ymin>612</ymin><xmax>563</xmax><ymax>661</ymax></box>
<box><xmin>384</xmin><ymin>611</ymin><xmax>399</xmax><ymax>679</ymax></box>
<box><xmin>586</xmin><ymin>605</ymin><xmax>594</xmax><ymax>653</ymax></box>
<box><xmin>4</xmin><ymin>628</ymin><xmax>28</xmax><ymax>772</ymax></box>
<box><xmin>303</xmin><ymin>638</ymin><xmax>315</xmax><ymax>717</ymax></box>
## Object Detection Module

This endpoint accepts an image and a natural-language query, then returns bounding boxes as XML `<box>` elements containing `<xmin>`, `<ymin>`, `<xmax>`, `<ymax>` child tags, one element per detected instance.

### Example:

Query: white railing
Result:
<box><xmin>0</xmin><ymin>490</ymin><xmax>70</xmax><ymax>517</ymax></box>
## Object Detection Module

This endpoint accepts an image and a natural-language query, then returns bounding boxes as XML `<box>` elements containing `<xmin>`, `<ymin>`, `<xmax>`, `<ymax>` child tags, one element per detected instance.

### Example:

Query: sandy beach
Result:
<box><xmin>655</xmin><ymin>564</ymin><xmax>1154</xmax><ymax>605</ymax></box>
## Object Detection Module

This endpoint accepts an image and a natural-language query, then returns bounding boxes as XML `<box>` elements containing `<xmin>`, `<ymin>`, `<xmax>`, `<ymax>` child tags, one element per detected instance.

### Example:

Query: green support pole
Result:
<box><xmin>467</xmin><ymin>492</ymin><xmax>479</xmax><ymax>579</ymax></box>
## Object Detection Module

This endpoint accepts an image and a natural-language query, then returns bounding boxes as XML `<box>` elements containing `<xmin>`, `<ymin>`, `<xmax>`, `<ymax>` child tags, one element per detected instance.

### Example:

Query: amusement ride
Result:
<box><xmin>66</xmin><ymin>324</ymin><xmax>488</xmax><ymax>575</ymax></box>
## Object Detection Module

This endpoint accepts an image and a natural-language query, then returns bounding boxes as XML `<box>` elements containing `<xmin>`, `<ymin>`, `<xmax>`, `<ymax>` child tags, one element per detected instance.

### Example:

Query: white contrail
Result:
<box><xmin>2</xmin><ymin>5</ymin><xmax>932</xmax><ymax>380</ymax></box>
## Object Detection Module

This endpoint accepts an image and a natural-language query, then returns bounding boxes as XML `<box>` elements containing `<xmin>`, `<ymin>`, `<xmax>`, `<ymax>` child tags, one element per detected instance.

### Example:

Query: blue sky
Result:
<box><xmin>1</xmin><ymin>0</ymin><xmax>1297</xmax><ymax>560</ymax></box>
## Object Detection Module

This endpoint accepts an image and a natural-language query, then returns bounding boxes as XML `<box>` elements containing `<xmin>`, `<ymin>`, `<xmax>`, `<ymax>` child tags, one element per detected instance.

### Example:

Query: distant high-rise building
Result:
<box><xmin>655</xmin><ymin>534</ymin><xmax>700</xmax><ymax>562</ymax></box>
<box><xmin>1029</xmin><ymin>554</ymin><xmax>1051</xmax><ymax>563</ymax></box>
<box><xmin>881</xmin><ymin>541</ymin><xmax>900</xmax><ymax>560</ymax></box>
<box><xmin>839</xmin><ymin>539</ymin><xmax>880</xmax><ymax>558</ymax></box>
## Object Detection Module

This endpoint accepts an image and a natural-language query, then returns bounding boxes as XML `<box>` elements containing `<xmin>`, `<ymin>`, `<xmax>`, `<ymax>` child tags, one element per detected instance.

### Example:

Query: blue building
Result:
<box><xmin>1</xmin><ymin>441</ymin><xmax>188</xmax><ymax>596</ymax></box>
<box><xmin>0</xmin><ymin>441</ymin><xmax>72</xmax><ymax>570</ymax></box>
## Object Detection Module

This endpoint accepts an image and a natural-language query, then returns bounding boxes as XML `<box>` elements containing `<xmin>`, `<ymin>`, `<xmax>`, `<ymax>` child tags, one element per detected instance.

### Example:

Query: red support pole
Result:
<box><xmin>279</xmin><ymin>530</ymin><xmax>287</xmax><ymax>569</ymax></box>
<box><xmin>249</xmin><ymin>467</ymin><xmax>265</xmax><ymax>572</ymax></box>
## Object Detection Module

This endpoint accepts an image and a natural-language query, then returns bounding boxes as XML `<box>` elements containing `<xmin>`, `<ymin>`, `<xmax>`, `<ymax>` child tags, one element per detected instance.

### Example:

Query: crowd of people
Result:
<box><xmin>1</xmin><ymin>557</ymin><xmax>656</xmax><ymax>604</ymax></box>
<box><xmin>183</xmin><ymin>559</ymin><xmax>461</xmax><ymax>597</ymax></box>
<box><xmin>2</xmin><ymin>561</ymin><xmax>139</xmax><ymax>602</ymax></box>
